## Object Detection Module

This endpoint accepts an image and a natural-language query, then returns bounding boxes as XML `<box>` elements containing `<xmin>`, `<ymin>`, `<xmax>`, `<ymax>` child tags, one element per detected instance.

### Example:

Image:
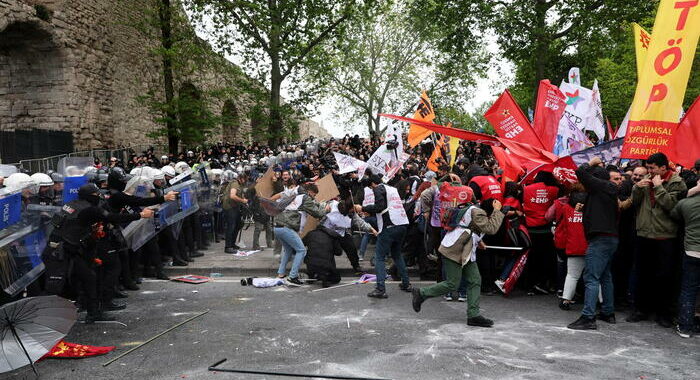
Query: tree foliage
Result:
<box><xmin>410</xmin><ymin>0</ymin><xmax>667</xmax><ymax>125</ymax></box>
<box><xmin>131</xmin><ymin>0</ymin><xmax>244</xmax><ymax>152</ymax></box>
<box><xmin>184</xmin><ymin>0</ymin><xmax>380</xmax><ymax>145</ymax></box>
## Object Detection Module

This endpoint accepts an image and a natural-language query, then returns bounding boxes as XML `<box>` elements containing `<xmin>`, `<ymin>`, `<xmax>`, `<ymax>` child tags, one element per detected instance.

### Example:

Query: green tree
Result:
<box><xmin>410</xmin><ymin>0</ymin><xmax>657</xmax><ymax>111</ymax></box>
<box><xmin>132</xmin><ymin>0</ymin><xmax>244</xmax><ymax>153</ymax></box>
<box><xmin>184</xmin><ymin>0</ymin><xmax>379</xmax><ymax>146</ymax></box>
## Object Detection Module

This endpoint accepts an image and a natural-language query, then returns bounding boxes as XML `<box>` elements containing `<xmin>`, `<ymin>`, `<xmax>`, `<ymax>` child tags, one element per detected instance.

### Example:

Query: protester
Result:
<box><xmin>356</xmin><ymin>174</ymin><xmax>412</xmax><ymax>298</ymax></box>
<box><xmin>567</xmin><ymin>157</ymin><xmax>620</xmax><ymax>330</ymax></box>
<box><xmin>670</xmin><ymin>178</ymin><xmax>700</xmax><ymax>338</ymax></box>
<box><xmin>627</xmin><ymin>153</ymin><xmax>687</xmax><ymax>328</ymax></box>
<box><xmin>411</xmin><ymin>198</ymin><xmax>504</xmax><ymax>327</ymax></box>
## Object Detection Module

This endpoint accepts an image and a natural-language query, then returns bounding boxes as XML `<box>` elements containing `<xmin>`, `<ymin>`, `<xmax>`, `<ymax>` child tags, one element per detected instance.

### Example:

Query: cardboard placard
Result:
<box><xmin>255</xmin><ymin>167</ymin><xmax>275</xmax><ymax>198</ymax></box>
<box><xmin>300</xmin><ymin>174</ymin><xmax>339</xmax><ymax>238</ymax></box>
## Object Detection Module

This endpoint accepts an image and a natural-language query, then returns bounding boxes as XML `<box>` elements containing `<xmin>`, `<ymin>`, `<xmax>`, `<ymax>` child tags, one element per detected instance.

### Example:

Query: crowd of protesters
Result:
<box><xmin>1</xmin><ymin>131</ymin><xmax>699</xmax><ymax>338</ymax></box>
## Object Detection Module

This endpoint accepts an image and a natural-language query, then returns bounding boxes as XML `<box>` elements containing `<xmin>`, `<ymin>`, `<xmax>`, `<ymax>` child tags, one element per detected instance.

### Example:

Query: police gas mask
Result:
<box><xmin>78</xmin><ymin>183</ymin><xmax>102</xmax><ymax>206</ymax></box>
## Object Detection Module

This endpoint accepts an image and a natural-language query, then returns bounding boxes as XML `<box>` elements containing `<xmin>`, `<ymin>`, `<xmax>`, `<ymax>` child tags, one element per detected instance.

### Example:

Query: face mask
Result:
<box><xmin>86</xmin><ymin>194</ymin><xmax>101</xmax><ymax>206</ymax></box>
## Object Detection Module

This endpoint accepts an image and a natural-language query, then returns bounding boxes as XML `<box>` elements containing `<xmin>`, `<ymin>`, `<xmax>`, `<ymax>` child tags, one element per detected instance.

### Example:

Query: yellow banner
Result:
<box><xmin>622</xmin><ymin>0</ymin><xmax>700</xmax><ymax>159</ymax></box>
<box><xmin>407</xmin><ymin>91</ymin><xmax>436</xmax><ymax>147</ymax></box>
<box><xmin>632</xmin><ymin>23</ymin><xmax>652</xmax><ymax>80</ymax></box>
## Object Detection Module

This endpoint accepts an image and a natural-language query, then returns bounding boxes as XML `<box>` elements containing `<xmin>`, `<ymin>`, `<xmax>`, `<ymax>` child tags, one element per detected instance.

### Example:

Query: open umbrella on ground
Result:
<box><xmin>0</xmin><ymin>296</ymin><xmax>77</xmax><ymax>377</ymax></box>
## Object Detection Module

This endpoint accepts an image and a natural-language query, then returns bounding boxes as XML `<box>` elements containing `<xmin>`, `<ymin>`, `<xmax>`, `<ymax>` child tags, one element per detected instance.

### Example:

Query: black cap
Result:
<box><xmin>78</xmin><ymin>183</ymin><xmax>100</xmax><ymax>199</ymax></box>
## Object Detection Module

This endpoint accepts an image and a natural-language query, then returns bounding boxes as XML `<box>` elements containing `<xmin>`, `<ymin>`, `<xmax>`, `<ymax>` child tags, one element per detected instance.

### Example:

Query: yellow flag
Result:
<box><xmin>632</xmin><ymin>23</ymin><xmax>652</xmax><ymax>80</ymax></box>
<box><xmin>444</xmin><ymin>123</ymin><xmax>461</xmax><ymax>167</ymax></box>
<box><xmin>622</xmin><ymin>0</ymin><xmax>700</xmax><ymax>159</ymax></box>
<box><xmin>407</xmin><ymin>91</ymin><xmax>435</xmax><ymax>147</ymax></box>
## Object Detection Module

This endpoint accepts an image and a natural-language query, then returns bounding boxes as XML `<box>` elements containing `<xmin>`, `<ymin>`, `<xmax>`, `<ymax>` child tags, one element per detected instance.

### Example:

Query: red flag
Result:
<box><xmin>533</xmin><ymin>80</ymin><xmax>567</xmax><ymax>152</ymax></box>
<box><xmin>663</xmin><ymin>96</ymin><xmax>700</xmax><ymax>169</ymax></box>
<box><xmin>606</xmin><ymin>117</ymin><xmax>615</xmax><ymax>141</ymax></box>
<box><xmin>491</xmin><ymin>146</ymin><xmax>524</xmax><ymax>185</ymax></box>
<box><xmin>42</xmin><ymin>340</ymin><xmax>115</xmax><ymax>359</ymax></box>
<box><xmin>484</xmin><ymin>89</ymin><xmax>544</xmax><ymax>149</ymax></box>
<box><xmin>497</xmin><ymin>139</ymin><xmax>558</xmax><ymax>165</ymax></box>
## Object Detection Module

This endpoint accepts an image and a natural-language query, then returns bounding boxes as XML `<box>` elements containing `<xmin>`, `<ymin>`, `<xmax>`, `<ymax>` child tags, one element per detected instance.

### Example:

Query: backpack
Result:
<box><xmin>440</xmin><ymin>204</ymin><xmax>473</xmax><ymax>232</ymax></box>
<box><xmin>437</xmin><ymin>182</ymin><xmax>475</xmax><ymax>231</ymax></box>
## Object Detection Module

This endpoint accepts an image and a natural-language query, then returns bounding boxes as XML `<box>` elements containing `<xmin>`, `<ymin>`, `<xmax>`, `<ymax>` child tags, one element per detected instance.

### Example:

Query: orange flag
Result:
<box><xmin>407</xmin><ymin>91</ymin><xmax>436</xmax><ymax>147</ymax></box>
<box><xmin>427</xmin><ymin>134</ymin><xmax>445</xmax><ymax>171</ymax></box>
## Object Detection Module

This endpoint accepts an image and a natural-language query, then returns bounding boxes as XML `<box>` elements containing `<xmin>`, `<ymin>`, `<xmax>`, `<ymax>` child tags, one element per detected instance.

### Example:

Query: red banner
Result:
<box><xmin>42</xmin><ymin>339</ymin><xmax>115</xmax><ymax>359</ymax></box>
<box><xmin>378</xmin><ymin>114</ymin><xmax>498</xmax><ymax>143</ymax></box>
<box><xmin>484</xmin><ymin>89</ymin><xmax>544</xmax><ymax>149</ymax></box>
<box><xmin>533</xmin><ymin>80</ymin><xmax>567</xmax><ymax>152</ymax></box>
<box><xmin>663</xmin><ymin>95</ymin><xmax>700</xmax><ymax>169</ymax></box>
<box><xmin>378</xmin><ymin>113</ymin><xmax>558</xmax><ymax>165</ymax></box>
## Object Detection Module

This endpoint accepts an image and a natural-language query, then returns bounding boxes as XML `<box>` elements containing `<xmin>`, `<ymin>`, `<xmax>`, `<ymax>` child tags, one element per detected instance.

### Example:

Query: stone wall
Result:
<box><xmin>0</xmin><ymin>0</ymin><xmax>328</xmax><ymax>156</ymax></box>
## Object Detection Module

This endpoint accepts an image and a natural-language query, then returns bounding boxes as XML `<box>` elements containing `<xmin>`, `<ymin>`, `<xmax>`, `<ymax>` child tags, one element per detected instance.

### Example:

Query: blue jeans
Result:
<box><xmin>359</xmin><ymin>216</ymin><xmax>377</xmax><ymax>258</ymax></box>
<box><xmin>582</xmin><ymin>235</ymin><xmax>618</xmax><ymax>318</ymax></box>
<box><xmin>678</xmin><ymin>255</ymin><xmax>700</xmax><ymax>332</ymax></box>
<box><xmin>275</xmin><ymin>227</ymin><xmax>306</xmax><ymax>279</ymax></box>
<box><xmin>374</xmin><ymin>225</ymin><xmax>410</xmax><ymax>292</ymax></box>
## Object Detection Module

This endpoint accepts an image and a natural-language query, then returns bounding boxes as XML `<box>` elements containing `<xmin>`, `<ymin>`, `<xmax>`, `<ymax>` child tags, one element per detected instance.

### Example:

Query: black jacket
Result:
<box><xmin>575</xmin><ymin>163</ymin><xmax>619</xmax><ymax>238</ymax></box>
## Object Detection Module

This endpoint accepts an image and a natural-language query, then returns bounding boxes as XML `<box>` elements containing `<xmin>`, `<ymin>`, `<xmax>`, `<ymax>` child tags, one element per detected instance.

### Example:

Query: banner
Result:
<box><xmin>521</xmin><ymin>138</ymin><xmax>625</xmax><ymax>184</ymax></box>
<box><xmin>379</xmin><ymin>114</ymin><xmax>499</xmax><ymax>143</ymax></box>
<box><xmin>588</xmin><ymin>79</ymin><xmax>606</xmax><ymax>141</ymax></box>
<box><xmin>622</xmin><ymin>0</ymin><xmax>700</xmax><ymax>159</ymax></box>
<box><xmin>554</xmin><ymin>113</ymin><xmax>594</xmax><ymax>156</ymax></box>
<box><xmin>407</xmin><ymin>91</ymin><xmax>436</xmax><ymax>147</ymax></box>
<box><xmin>568</xmin><ymin>67</ymin><xmax>581</xmax><ymax>86</ymax></box>
<box><xmin>533</xmin><ymin>80</ymin><xmax>567</xmax><ymax>152</ymax></box>
<box><xmin>664</xmin><ymin>95</ymin><xmax>700</xmax><ymax>168</ymax></box>
<box><xmin>333</xmin><ymin>152</ymin><xmax>368</xmax><ymax>175</ymax></box>
<box><xmin>484</xmin><ymin>90</ymin><xmax>544</xmax><ymax>149</ymax></box>
<box><xmin>633</xmin><ymin>23</ymin><xmax>652</xmax><ymax>79</ymax></box>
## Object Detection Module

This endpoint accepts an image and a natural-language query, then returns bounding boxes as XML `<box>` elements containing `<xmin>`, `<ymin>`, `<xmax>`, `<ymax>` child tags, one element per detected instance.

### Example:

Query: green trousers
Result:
<box><xmin>420</xmin><ymin>258</ymin><xmax>482</xmax><ymax>318</ymax></box>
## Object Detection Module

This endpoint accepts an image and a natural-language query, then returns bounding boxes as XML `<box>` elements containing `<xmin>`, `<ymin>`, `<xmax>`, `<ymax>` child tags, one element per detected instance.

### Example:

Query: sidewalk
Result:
<box><xmin>162</xmin><ymin>226</ymin><xmax>418</xmax><ymax>278</ymax></box>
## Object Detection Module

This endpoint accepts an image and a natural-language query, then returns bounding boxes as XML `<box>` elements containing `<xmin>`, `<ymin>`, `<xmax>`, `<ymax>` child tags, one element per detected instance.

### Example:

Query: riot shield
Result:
<box><xmin>120</xmin><ymin>179</ymin><xmax>199</xmax><ymax>251</ymax></box>
<box><xmin>57</xmin><ymin>157</ymin><xmax>94</xmax><ymax>204</ymax></box>
<box><xmin>0</xmin><ymin>185</ymin><xmax>59</xmax><ymax>296</ymax></box>
<box><xmin>0</xmin><ymin>164</ymin><xmax>17</xmax><ymax>178</ymax></box>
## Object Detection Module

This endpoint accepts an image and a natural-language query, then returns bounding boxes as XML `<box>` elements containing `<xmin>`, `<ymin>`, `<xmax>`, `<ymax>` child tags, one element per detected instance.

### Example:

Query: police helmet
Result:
<box><xmin>30</xmin><ymin>173</ymin><xmax>54</xmax><ymax>187</ymax></box>
<box><xmin>108</xmin><ymin>166</ymin><xmax>133</xmax><ymax>191</ymax></box>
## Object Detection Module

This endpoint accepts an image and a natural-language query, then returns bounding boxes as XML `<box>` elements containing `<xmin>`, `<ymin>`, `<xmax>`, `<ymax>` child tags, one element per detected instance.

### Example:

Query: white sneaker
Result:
<box><xmin>457</xmin><ymin>296</ymin><xmax>467</xmax><ymax>302</ymax></box>
<box><xmin>494</xmin><ymin>279</ymin><xmax>506</xmax><ymax>294</ymax></box>
<box><xmin>443</xmin><ymin>294</ymin><xmax>453</xmax><ymax>301</ymax></box>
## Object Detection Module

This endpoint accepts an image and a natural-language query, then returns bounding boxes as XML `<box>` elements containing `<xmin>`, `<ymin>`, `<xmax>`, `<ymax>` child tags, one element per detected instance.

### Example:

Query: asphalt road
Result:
<box><xmin>6</xmin><ymin>278</ymin><xmax>698</xmax><ymax>380</ymax></box>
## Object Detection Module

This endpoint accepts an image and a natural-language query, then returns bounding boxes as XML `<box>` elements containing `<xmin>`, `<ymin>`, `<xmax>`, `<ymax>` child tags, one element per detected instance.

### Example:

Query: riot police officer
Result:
<box><xmin>50</xmin><ymin>183</ymin><xmax>154</xmax><ymax>323</ymax></box>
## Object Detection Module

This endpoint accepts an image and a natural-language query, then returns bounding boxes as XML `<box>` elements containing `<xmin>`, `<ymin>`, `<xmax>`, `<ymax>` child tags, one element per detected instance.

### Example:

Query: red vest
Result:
<box><xmin>552</xmin><ymin>201</ymin><xmax>567</xmax><ymax>250</ymax></box>
<box><xmin>470</xmin><ymin>176</ymin><xmax>503</xmax><ymax>202</ymax></box>
<box><xmin>562</xmin><ymin>204</ymin><xmax>587</xmax><ymax>256</ymax></box>
<box><xmin>523</xmin><ymin>182</ymin><xmax>558</xmax><ymax>227</ymax></box>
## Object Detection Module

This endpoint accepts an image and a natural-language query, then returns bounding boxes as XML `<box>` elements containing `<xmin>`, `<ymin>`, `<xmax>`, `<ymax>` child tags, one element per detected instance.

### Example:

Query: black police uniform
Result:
<box><xmin>50</xmin><ymin>187</ymin><xmax>140</xmax><ymax>322</ymax></box>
